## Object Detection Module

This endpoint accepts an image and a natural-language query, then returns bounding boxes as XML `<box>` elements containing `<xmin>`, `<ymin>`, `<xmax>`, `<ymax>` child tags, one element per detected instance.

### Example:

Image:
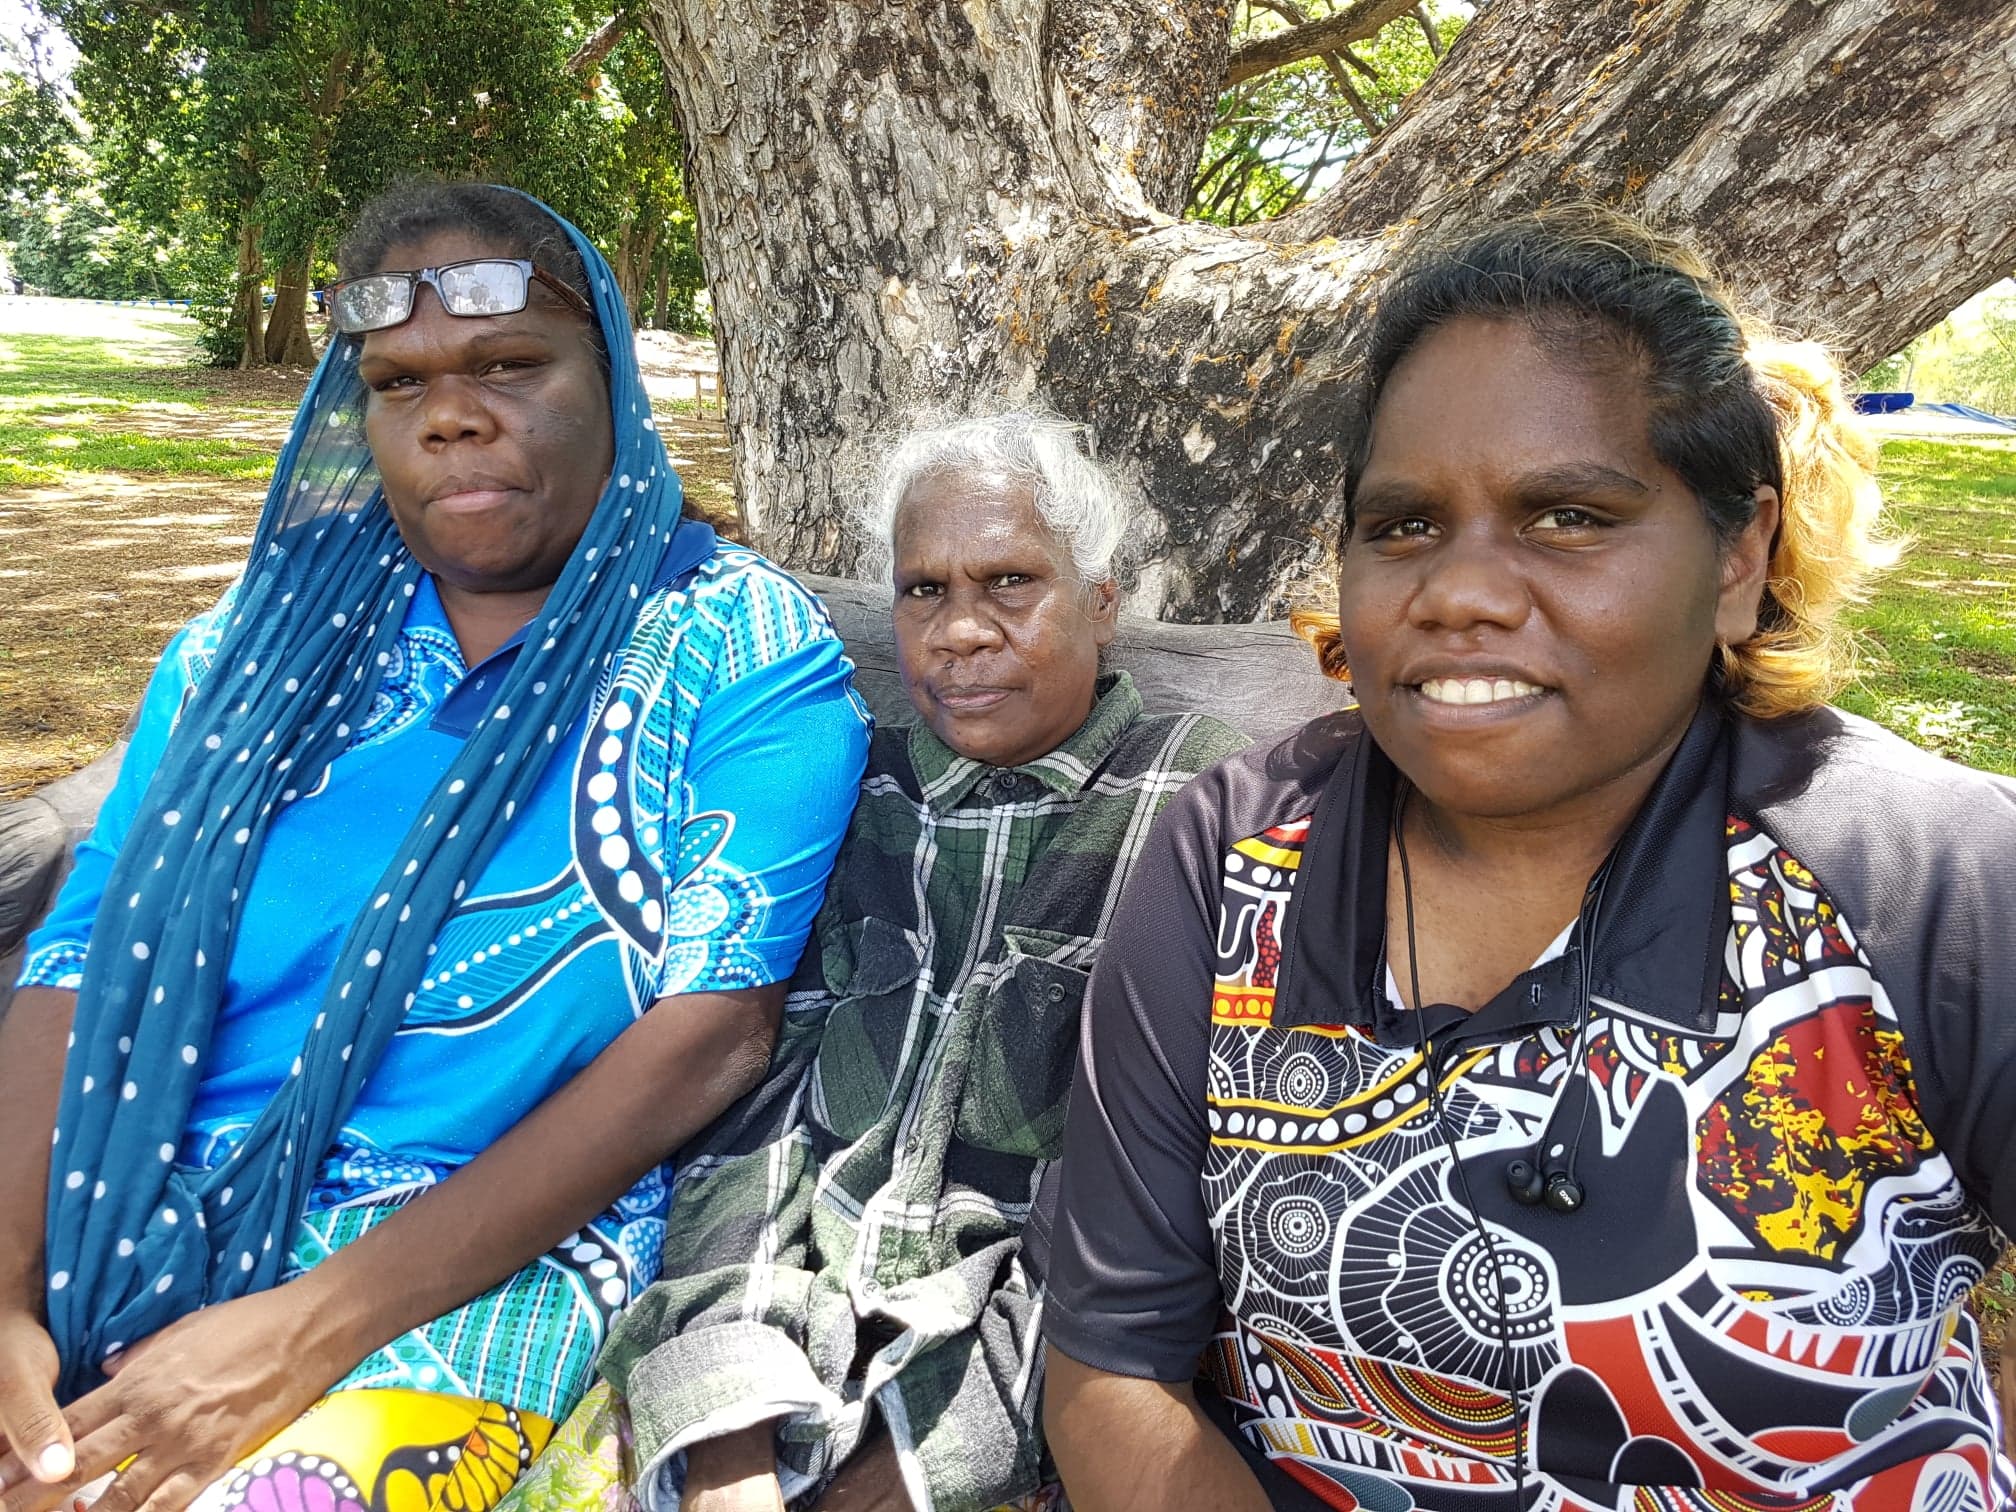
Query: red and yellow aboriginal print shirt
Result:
<box><xmin>1043</xmin><ymin>704</ymin><xmax>2016</xmax><ymax>1512</ymax></box>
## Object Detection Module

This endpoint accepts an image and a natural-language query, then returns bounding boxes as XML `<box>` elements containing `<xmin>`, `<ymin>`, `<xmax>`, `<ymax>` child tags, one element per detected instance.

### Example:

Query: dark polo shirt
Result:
<box><xmin>1042</xmin><ymin>702</ymin><xmax>2016</xmax><ymax>1511</ymax></box>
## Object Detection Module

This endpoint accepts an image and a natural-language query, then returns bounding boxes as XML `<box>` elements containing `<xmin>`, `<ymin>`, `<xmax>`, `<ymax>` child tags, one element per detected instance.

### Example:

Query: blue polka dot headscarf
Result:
<box><xmin>42</xmin><ymin>193</ymin><xmax>709</xmax><ymax>1398</ymax></box>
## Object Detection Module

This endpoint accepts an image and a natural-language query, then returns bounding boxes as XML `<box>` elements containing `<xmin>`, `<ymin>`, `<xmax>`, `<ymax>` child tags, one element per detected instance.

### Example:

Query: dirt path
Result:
<box><xmin>0</xmin><ymin>301</ymin><xmax>736</xmax><ymax>797</ymax></box>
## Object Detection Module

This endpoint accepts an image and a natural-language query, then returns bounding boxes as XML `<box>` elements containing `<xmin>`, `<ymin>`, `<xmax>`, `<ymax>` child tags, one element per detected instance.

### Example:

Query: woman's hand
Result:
<box><xmin>0</xmin><ymin>1309</ymin><xmax>73</xmax><ymax>1493</ymax></box>
<box><xmin>805</xmin><ymin>1432</ymin><xmax>907</xmax><ymax>1512</ymax></box>
<box><xmin>683</xmin><ymin>1425</ymin><xmax>786</xmax><ymax>1512</ymax></box>
<box><xmin>684</xmin><ymin>1479</ymin><xmax>786</xmax><ymax>1512</ymax></box>
<box><xmin>0</xmin><ymin>1282</ymin><xmax>352</xmax><ymax>1512</ymax></box>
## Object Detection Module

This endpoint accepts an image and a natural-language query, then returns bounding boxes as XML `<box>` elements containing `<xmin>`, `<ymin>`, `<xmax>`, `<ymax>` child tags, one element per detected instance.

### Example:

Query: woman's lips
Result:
<box><xmin>1400</xmin><ymin>677</ymin><xmax>1555</xmax><ymax>725</ymax></box>
<box><xmin>428</xmin><ymin>487</ymin><xmax>523</xmax><ymax>514</ymax></box>
<box><xmin>934</xmin><ymin>686</ymin><xmax>1012</xmax><ymax>712</ymax></box>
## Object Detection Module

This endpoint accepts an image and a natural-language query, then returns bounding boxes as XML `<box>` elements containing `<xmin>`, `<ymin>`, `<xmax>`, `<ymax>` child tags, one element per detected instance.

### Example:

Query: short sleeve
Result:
<box><xmin>1041</xmin><ymin>770</ymin><xmax>1227</xmax><ymax>1382</ymax></box>
<box><xmin>653</xmin><ymin>566</ymin><xmax>870</xmax><ymax>1000</ymax></box>
<box><xmin>17</xmin><ymin>592</ymin><xmax>237</xmax><ymax>990</ymax></box>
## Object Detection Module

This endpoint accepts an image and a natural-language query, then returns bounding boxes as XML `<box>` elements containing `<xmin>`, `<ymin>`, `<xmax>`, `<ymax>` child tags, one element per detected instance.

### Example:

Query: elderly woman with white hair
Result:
<box><xmin>500</xmin><ymin>411</ymin><xmax>1246</xmax><ymax>1512</ymax></box>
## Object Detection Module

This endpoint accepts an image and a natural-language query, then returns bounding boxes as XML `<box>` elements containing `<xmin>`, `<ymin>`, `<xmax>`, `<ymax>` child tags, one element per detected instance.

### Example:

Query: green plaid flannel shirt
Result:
<box><xmin>602</xmin><ymin>674</ymin><xmax>1246</xmax><ymax>1512</ymax></box>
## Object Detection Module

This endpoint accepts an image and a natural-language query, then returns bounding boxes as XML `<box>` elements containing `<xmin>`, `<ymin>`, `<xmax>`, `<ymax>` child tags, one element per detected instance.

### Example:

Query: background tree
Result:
<box><xmin>633</xmin><ymin>0</ymin><xmax>2016</xmax><ymax>620</ymax></box>
<box><xmin>11</xmin><ymin>0</ymin><xmax>708</xmax><ymax>364</ymax></box>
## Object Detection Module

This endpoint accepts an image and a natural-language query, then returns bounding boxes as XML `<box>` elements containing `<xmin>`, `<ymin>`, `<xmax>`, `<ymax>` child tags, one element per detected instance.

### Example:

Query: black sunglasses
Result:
<box><xmin>325</xmin><ymin>258</ymin><xmax>595</xmax><ymax>335</ymax></box>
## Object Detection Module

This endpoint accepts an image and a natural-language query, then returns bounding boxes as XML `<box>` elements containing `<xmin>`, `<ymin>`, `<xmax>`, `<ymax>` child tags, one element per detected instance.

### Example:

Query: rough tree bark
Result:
<box><xmin>641</xmin><ymin>0</ymin><xmax>2016</xmax><ymax>621</ymax></box>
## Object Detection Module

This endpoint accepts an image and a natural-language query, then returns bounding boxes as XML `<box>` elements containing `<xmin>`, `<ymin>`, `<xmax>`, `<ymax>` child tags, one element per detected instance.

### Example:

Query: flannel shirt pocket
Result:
<box><xmin>954</xmin><ymin>926</ymin><xmax>1093</xmax><ymax>1159</ymax></box>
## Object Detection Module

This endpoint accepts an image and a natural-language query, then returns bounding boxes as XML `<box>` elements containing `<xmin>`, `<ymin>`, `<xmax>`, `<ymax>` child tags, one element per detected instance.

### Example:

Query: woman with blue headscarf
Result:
<box><xmin>0</xmin><ymin>182</ymin><xmax>869</xmax><ymax>1512</ymax></box>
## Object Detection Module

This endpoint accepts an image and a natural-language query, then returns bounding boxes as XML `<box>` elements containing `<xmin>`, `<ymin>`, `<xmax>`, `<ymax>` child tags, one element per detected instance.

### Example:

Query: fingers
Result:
<box><xmin>0</xmin><ymin>1318</ymin><xmax>70</xmax><ymax>1491</ymax></box>
<box><xmin>0</xmin><ymin>1388</ymin><xmax>125</xmax><ymax>1502</ymax></box>
<box><xmin>0</xmin><ymin>1401</ymin><xmax>133</xmax><ymax>1512</ymax></box>
<box><xmin>53</xmin><ymin>1453</ymin><xmax>181</xmax><ymax>1512</ymax></box>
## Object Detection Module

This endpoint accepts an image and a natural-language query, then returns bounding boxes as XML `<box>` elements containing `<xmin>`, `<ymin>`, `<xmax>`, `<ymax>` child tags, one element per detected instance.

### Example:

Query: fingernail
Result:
<box><xmin>38</xmin><ymin>1445</ymin><xmax>73</xmax><ymax>1482</ymax></box>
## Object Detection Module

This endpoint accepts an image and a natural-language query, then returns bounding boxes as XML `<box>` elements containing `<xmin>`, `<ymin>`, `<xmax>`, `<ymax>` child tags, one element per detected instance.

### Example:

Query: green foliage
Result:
<box><xmin>597</xmin><ymin>32</ymin><xmax>708</xmax><ymax>334</ymax></box>
<box><xmin>1190</xmin><ymin>2</ymin><xmax>1464</xmax><ymax>225</ymax></box>
<box><xmin>12</xmin><ymin>0</ymin><xmax>705</xmax><ymax>360</ymax></box>
<box><xmin>1943</xmin><ymin>299</ymin><xmax>2016</xmax><ymax>417</ymax></box>
<box><xmin>1859</xmin><ymin>351</ymin><xmax>1910</xmax><ymax>393</ymax></box>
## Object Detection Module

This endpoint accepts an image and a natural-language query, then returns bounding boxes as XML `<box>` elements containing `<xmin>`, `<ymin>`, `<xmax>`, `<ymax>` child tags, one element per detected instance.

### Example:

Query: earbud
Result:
<box><xmin>1505</xmin><ymin>1157</ymin><xmax>1584</xmax><ymax>1213</ymax></box>
<box><xmin>1542</xmin><ymin>1171</ymin><xmax>1584</xmax><ymax>1213</ymax></box>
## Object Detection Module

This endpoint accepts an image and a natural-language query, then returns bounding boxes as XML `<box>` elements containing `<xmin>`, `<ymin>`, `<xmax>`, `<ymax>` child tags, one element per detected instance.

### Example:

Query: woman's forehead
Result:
<box><xmin>1366</xmin><ymin>318</ymin><xmax>1662</xmax><ymax>483</ymax></box>
<box><xmin>894</xmin><ymin>469</ymin><xmax>1054</xmax><ymax>549</ymax></box>
<box><xmin>373</xmin><ymin>226</ymin><xmax>520</xmax><ymax>273</ymax></box>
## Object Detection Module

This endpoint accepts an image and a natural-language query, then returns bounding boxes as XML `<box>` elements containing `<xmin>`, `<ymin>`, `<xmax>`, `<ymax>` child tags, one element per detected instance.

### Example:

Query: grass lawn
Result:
<box><xmin>0</xmin><ymin>332</ymin><xmax>291</xmax><ymax>488</ymax></box>
<box><xmin>1844</xmin><ymin>435</ymin><xmax>2016</xmax><ymax>1354</ymax></box>
<box><xmin>1841</xmin><ymin>438</ymin><xmax>2016</xmax><ymax>776</ymax></box>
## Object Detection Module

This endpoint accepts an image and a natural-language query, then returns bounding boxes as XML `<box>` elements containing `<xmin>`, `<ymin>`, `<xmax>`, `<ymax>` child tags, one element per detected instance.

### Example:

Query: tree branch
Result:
<box><xmin>1337</xmin><ymin>45</ymin><xmax>1380</xmax><ymax>80</ymax></box>
<box><xmin>1225</xmin><ymin>0</ymin><xmax>1416</xmax><ymax>85</ymax></box>
<box><xmin>1038</xmin><ymin>0</ymin><xmax>2016</xmax><ymax>615</ymax></box>
<box><xmin>567</xmin><ymin>13</ymin><xmax>628</xmax><ymax>76</ymax></box>
<box><xmin>1413</xmin><ymin>4</ymin><xmax>1443</xmax><ymax>55</ymax></box>
<box><xmin>1276</xmin><ymin>0</ymin><xmax>2016</xmax><ymax>372</ymax></box>
<box><xmin>1322</xmin><ymin>56</ymin><xmax>1380</xmax><ymax>133</ymax></box>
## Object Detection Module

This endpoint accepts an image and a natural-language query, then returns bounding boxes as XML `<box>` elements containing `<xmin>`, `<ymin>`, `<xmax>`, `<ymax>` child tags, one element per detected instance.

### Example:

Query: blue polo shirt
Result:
<box><xmin>22</xmin><ymin>534</ymin><xmax>870</xmax><ymax>1414</ymax></box>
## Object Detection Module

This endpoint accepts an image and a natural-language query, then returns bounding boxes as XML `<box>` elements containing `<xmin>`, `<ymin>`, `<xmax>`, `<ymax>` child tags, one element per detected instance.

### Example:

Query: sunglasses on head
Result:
<box><xmin>325</xmin><ymin>258</ymin><xmax>594</xmax><ymax>336</ymax></box>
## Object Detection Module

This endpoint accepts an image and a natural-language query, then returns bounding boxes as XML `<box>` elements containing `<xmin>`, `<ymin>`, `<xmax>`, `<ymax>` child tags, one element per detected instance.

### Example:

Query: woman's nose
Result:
<box><xmin>420</xmin><ymin>377</ymin><xmax>497</xmax><ymax>447</ymax></box>
<box><xmin>1407</xmin><ymin>530</ymin><xmax>1531</xmax><ymax>634</ymax></box>
<box><xmin>933</xmin><ymin>595</ymin><xmax>1007</xmax><ymax>655</ymax></box>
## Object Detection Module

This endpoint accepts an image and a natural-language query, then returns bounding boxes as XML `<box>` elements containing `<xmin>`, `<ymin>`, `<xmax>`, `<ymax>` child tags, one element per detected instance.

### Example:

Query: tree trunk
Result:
<box><xmin>642</xmin><ymin>0</ymin><xmax>2016</xmax><ymax>620</ymax></box>
<box><xmin>262</xmin><ymin>254</ymin><xmax>316</xmax><ymax>366</ymax></box>
<box><xmin>613</xmin><ymin>216</ymin><xmax>654</xmax><ymax>327</ymax></box>
<box><xmin>653</xmin><ymin>255</ymin><xmax>672</xmax><ymax>332</ymax></box>
<box><xmin>230</xmin><ymin>210</ymin><xmax>265</xmax><ymax>372</ymax></box>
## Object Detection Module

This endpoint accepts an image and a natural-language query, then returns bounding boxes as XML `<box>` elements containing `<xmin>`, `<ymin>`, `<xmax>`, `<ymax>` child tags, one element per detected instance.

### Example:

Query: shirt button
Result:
<box><xmin>1045</xmin><ymin>983</ymin><xmax>1067</xmax><ymax>1003</ymax></box>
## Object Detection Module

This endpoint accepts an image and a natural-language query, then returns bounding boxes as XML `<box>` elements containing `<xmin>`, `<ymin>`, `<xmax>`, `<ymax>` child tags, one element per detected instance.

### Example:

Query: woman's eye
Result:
<box><xmin>1531</xmin><ymin>506</ymin><xmax>1605</xmax><ymax>532</ymax></box>
<box><xmin>369</xmin><ymin>375</ymin><xmax>419</xmax><ymax>394</ymax></box>
<box><xmin>1365</xmin><ymin>516</ymin><xmax>1436</xmax><ymax>543</ymax></box>
<box><xmin>991</xmin><ymin>573</ymin><xmax>1033</xmax><ymax>590</ymax></box>
<box><xmin>901</xmin><ymin>582</ymin><xmax>942</xmax><ymax>600</ymax></box>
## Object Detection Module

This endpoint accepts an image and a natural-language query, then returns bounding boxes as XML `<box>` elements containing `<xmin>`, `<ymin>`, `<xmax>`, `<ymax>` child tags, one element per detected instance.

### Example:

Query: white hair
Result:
<box><xmin>855</xmin><ymin>409</ymin><xmax>1146</xmax><ymax>590</ymax></box>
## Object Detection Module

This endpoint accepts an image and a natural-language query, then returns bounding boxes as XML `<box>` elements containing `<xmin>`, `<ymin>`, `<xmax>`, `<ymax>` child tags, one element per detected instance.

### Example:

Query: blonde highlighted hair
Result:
<box><xmin>1728</xmin><ymin>334</ymin><xmax>1899</xmax><ymax>716</ymax></box>
<box><xmin>1293</xmin><ymin>206</ymin><xmax>1899</xmax><ymax>721</ymax></box>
